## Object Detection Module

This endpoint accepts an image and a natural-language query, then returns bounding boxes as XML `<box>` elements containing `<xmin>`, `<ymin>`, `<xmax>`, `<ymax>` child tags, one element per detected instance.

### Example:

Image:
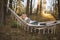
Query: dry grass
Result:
<box><xmin>29</xmin><ymin>14</ymin><xmax>55</xmax><ymax>22</ymax></box>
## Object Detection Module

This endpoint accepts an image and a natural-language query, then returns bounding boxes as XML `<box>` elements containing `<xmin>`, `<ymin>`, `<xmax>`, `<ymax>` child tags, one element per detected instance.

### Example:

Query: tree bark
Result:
<box><xmin>40</xmin><ymin>0</ymin><xmax>42</xmax><ymax>14</ymax></box>
<box><xmin>9</xmin><ymin>0</ymin><xmax>12</xmax><ymax>9</ymax></box>
<box><xmin>30</xmin><ymin>0</ymin><xmax>32</xmax><ymax>15</ymax></box>
<box><xmin>0</xmin><ymin>0</ymin><xmax>8</xmax><ymax>25</ymax></box>
<box><xmin>58</xmin><ymin>0</ymin><xmax>60</xmax><ymax>19</ymax></box>
<box><xmin>26</xmin><ymin>0</ymin><xmax>29</xmax><ymax>15</ymax></box>
<box><xmin>0</xmin><ymin>0</ymin><xmax>4</xmax><ymax>25</ymax></box>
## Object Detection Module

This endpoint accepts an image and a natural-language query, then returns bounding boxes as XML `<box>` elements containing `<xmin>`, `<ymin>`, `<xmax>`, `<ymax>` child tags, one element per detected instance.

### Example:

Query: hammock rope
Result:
<box><xmin>8</xmin><ymin>7</ymin><xmax>60</xmax><ymax>34</ymax></box>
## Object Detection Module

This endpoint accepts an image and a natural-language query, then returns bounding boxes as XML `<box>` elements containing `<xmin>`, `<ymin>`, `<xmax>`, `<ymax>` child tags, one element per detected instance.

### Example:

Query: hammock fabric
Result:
<box><xmin>8</xmin><ymin>7</ymin><xmax>60</xmax><ymax>34</ymax></box>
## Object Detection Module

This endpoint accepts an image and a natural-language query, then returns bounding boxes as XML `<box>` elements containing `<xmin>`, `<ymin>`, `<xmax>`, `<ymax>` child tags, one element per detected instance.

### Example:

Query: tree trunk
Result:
<box><xmin>0</xmin><ymin>0</ymin><xmax>4</xmax><ymax>25</ymax></box>
<box><xmin>40</xmin><ymin>0</ymin><xmax>42</xmax><ymax>14</ymax></box>
<box><xmin>58</xmin><ymin>0</ymin><xmax>60</xmax><ymax>19</ymax></box>
<box><xmin>9</xmin><ymin>0</ymin><xmax>12</xmax><ymax>9</ymax></box>
<box><xmin>26</xmin><ymin>0</ymin><xmax>29</xmax><ymax>15</ymax></box>
<box><xmin>30</xmin><ymin>0</ymin><xmax>32</xmax><ymax>15</ymax></box>
<box><xmin>4</xmin><ymin>0</ymin><xmax>8</xmax><ymax>24</ymax></box>
<box><xmin>0</xmin><ymin>0</ymin><xmax>8</xmax><ymax>25</ymax></box>
<box><xmin>36</xmin><ymin>5</ymin><xmax>39</xmax><ymax>14</ymax></box>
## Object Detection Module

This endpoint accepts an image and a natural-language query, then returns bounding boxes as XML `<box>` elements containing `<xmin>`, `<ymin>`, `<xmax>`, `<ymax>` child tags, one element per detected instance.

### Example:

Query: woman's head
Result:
<box><xmin>20</xmin><ymin>13</ymin><xmax>27</xmax><ymax>19</ymax></box>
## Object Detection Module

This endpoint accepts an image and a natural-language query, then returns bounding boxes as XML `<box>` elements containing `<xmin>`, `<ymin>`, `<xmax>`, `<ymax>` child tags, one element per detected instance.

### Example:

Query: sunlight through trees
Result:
<box><xmin>11</xmin><ymin>0</ymin><xmax>58</xmax><ymax>21</ymax></box>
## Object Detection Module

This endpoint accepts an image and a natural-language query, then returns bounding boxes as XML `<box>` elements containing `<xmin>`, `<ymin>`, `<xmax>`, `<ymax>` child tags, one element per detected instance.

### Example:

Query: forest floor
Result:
<box><xmin>0</xmin><ymin>14</ymin><xmax>60</xmax><ymax>40</ymax></box>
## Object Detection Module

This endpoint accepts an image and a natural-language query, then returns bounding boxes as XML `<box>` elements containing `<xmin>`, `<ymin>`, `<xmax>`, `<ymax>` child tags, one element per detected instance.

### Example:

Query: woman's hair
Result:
<box><xmin>21</xmin><ymin>13</ymin><xmax>27</xmax><ymax>16</ymax></box>
<box><xmin>20</xmin><ymin>12</ymin><xmax>24</xmax><ymax>15</ymax></box>
<box><xmin>17</xmin><ymin>12</ymin><xmax>25</xmax><ymax>16</ymax></box>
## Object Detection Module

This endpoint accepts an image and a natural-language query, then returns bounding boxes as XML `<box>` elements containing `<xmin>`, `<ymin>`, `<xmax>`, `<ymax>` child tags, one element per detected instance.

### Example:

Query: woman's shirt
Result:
<box><xmin>24</xmin><ymin>17</ymin><xmax>38</xmax><ymax>25</ymax></box>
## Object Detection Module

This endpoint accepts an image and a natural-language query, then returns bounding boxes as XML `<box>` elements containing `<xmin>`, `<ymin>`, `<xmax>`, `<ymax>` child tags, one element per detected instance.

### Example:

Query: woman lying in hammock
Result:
<box><xmin>20</xmin><ymin>13</ymin><xmax>58</xmax><ymax>26</ymax></box>
<box><xmin>20</xmin><ymin>13</ymin><xmax>46</xmax><ymax>25</ymax></box>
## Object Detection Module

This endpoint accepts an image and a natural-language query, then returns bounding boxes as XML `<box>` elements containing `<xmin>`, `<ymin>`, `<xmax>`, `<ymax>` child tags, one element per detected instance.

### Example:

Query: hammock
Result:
<box><xmin>8</xmin><ymin>7</ymin><xmax>60</xmax><ymax>26</ymax></box>
<box><xmin>8</xmin><ymin>7</ymin><xmax>60</xmax><ymax>34</ymax></box>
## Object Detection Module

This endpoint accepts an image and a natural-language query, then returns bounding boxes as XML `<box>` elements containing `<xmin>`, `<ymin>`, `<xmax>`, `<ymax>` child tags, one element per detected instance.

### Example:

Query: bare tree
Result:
<box><xmin>58</xmin><ymin>0</ymin><xmax>60</xmax><ymax>19</ymax></box>
<box><xmin>30</xmin><ymin>0</ymin><xmax>32</xmax><ymax>15</ymax></box>
<box><xmin>40</xmin><ymin>0</ymin><xmax>42</xmax><ymax>14</ymax></box>
<box><xmin>26</xmin><ymin>0</ymin><xmax>30</xmax><ymax>15</ymax></box>
<box><xmin>9</xmin><ymin>0</ymin><xmax>12</xmax><ymax>9</ymax></box>
<box><xmin>0</xmin><ymin>0</ymin><xmax>4</xmax><ymax>24</ymax></box>
<box><xmin>36</xmin><ymin>5</ymin><xmax>39</xmax><ymax>14</ymax></box>
<box><xmin>0</xmin><ymin>0</ymin><xmax>8</xmax><ymax>25</ymax></box>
